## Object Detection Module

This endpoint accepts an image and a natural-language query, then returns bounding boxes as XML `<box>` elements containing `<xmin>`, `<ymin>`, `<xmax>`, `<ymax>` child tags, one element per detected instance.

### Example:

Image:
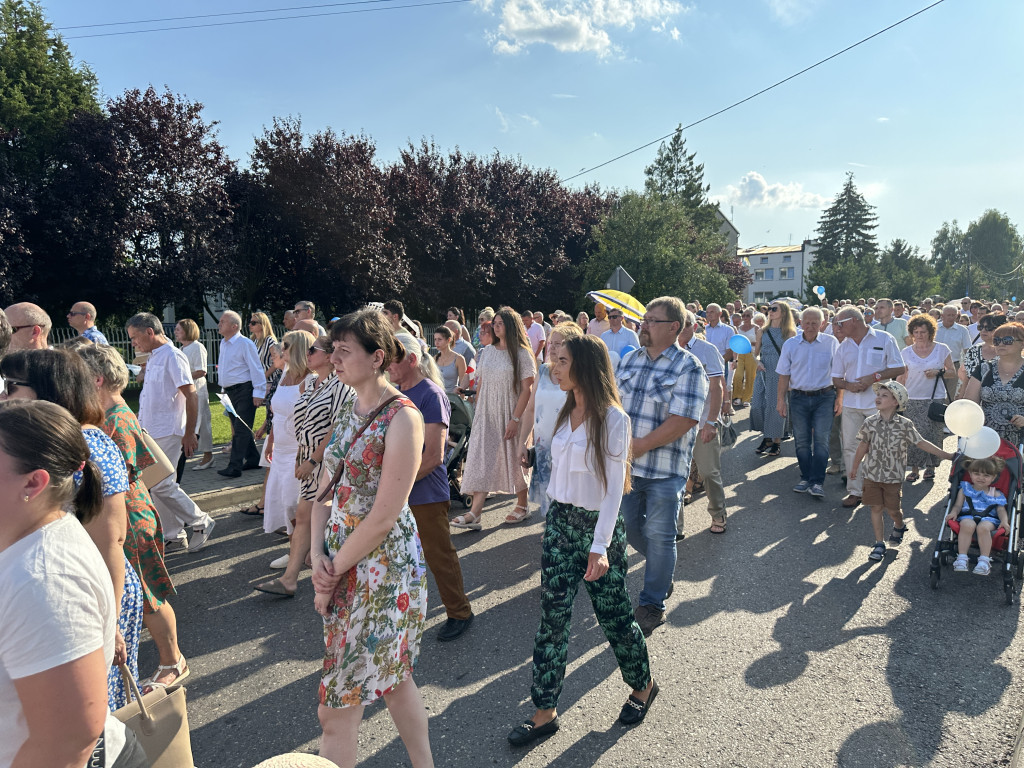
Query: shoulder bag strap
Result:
<box><xmin>316</xmin><ymin>395</ymin><xmax>402</xmax><ymax>503</ymax></box>
<box><xmin>765</xmin><ymin>328</ymin><xmax>782</xmax><ymax>355</ymax></box>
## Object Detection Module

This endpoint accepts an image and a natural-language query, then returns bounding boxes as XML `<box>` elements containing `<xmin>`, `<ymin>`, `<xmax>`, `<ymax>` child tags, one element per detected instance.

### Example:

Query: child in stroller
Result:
<box><xmin>945</xmin><ymin>456</ymin><xmax>1011</xmax><ymax>575</ymax></box>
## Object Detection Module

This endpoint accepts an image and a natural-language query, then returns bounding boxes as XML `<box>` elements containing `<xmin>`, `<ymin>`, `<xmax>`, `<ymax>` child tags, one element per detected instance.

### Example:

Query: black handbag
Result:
<box><xmin>927</xmin><ymin>371</ymin><xmax>949</xmax><ymax>422</ymax></box>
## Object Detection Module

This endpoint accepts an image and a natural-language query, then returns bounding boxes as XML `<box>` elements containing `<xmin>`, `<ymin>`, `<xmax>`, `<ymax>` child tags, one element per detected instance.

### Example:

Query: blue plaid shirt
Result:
<box><xmin>617</xmin><ymin>343</ymin><xmax>708</xmax><ymax>479</ymax></box>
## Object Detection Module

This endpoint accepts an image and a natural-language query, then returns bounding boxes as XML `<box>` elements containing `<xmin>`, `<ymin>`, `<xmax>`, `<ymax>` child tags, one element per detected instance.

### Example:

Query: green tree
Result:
<box><xmin>876</xmin><ymin>238</ymin><xmax>938</xmax><ymax>303</ymax></box>
<box><xmin>965</xmin><ymin>210</ymin><xmax>1023</xmax><ymax>298</ymax></box>
<box><xmin>0</xmin><ymin>0</ymin><xmax>100</xmax><ymax>173</ymax></box>
<box><xmin>931</xmin><ymin>220</ymin><xmax>971</xmax><ymax>298</ymax></box>
<box><xmin>805</xmin><ymin>172</ymin><xmax>879</xmax><ymax>301</ymax></box>
<box><xmin>581</xmin><ymin>191</ymin><xmax>732</xmax><ymax>307</ymax></box>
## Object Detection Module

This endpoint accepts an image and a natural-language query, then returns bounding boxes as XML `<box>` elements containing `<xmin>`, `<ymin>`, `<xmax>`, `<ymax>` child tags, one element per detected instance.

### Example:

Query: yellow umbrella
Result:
<box><xmin>587</xmin><ymin>290</ymin><xmax>646</xmax><ymax>323</ymax></box>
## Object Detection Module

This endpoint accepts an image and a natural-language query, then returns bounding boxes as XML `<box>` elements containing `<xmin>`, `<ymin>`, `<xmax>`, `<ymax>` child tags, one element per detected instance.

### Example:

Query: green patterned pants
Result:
<box><xmin>531</xmin><ymin>501</ymin><xmax>652</xmax><ymax>710</ymax></box>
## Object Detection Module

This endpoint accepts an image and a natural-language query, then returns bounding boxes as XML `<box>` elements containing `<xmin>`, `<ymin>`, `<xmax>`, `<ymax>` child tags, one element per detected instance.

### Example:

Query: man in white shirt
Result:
<box><xmin>216</xmin><ymin>310</ymin><xmax>267</xmax><ymax>478</ymax></box>
<box><xmin>587</xmin><ymin>302</ymin><xmax>610</xmax><ymax>336</ymax></box>
<box><xmin>126</xmin><ymin>312</ymin><xmax>216</xmax><ymax>550</ymax></box>
<box><xmin>534</xmin><ymin>311</ymin><xmax>553</xmax><ymax>340</ymax></box>
<box><xmin>830</xmin><ymin>307</ymin><xmax>906</xmax><ymax>508</ymax></box>
<box><xmin>522</xmin><ymin>310</ymin><xmax>546</xmax><ymax>362</ymax></box>
<box><xmin>601</xmin><ymin>309</ymin><xmax>640</xmax><ymax>355</ymax></box>
<box><xmin>677</xmin><ymin>311</ymin><xmax>728</xmax><ymax>536</ymax></box>
<box><xmin>873</xmin><ymin>298</ymin><xmax>909</xmax><ymax>350</ymax></box>
<box><xmin>776</xmin><ymin>307</ymin><xmax>841</xmax><ymax>499</ymax></box>
<box><xmin>935</xmin><ymin>304</ymin><xmax>973</xmax><ymax>400</ymax></box>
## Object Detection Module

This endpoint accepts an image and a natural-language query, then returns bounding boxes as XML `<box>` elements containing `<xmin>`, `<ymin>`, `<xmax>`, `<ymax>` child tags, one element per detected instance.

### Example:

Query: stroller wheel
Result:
<box><xmin>1005</xmin><ymin>582</ymin><xmax>1015</xmax><ymax>606</ymax></box>
<box><xmin>462</xmin><ymin>494</ymin><xmax>473</xmax><ymax>509</ymax></box>
<box><xmin>930</xmin><ymin>570</ymin><xmax>939</xmax><ymax>590</ymax></box>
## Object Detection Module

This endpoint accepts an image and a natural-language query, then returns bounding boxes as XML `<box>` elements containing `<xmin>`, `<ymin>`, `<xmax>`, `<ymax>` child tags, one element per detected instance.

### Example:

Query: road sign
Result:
<box><xmin>606</xmin><ymin>265</ymin><xmax>635</xmax><ymax>293</ymax></box>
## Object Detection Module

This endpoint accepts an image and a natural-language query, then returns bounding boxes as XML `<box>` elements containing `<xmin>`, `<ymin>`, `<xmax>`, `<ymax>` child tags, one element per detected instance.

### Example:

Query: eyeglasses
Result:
<box><xmin>641</xmin><ymin>317</ymin><xmax>676</xmax><ymax>325</ymax></box>
<box><xmin>309</xmin><ymin>345</ymin><xmax>328</xmax><ymax>355</ymax></box>
<box><xmin>3</xmin><ymin>379</ymin><xmax>31</xmax><ymax>395</ymax></box>
<box><xmin>834</xmin><ymin>317</ymin><xmax>854</xmax><ymax>326</ymax></box>
<box><xmin>992</xmin><ymin>336</ymin><xmax>1020</xmax><ymax>346</ymax></box>
<box><xmin>67</xmin><ymin>311</ymin><xmax>87</xmax><ymax>317</ymax></box>
<box><xmin>10</xmin><ymin>325</ymin><xmax>34</xmax><ymax>333</ymax></box>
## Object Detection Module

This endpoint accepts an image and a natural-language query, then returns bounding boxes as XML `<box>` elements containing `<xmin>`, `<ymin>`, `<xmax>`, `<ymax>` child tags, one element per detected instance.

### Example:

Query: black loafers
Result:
<box><xmin>619</xmin><ymin>681</ymin><xmax>659</xmax><ymax>726</ymax></box>
<box><xmin>437</xmin><ymin>613</ymin><xmax>474</xmax><ymax>642</ymax></box>
<box><xmin>507</xmin><ymin>716</ymin><xmax>559</xmax><ymax>747</ymax></box>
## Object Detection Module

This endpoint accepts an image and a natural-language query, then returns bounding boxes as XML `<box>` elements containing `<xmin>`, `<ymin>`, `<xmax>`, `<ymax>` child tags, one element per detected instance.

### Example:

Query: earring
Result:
<box><xmin>23</xmin><ymin>495</ymin><xmax>29</xmax><ymax>502</ymax></box>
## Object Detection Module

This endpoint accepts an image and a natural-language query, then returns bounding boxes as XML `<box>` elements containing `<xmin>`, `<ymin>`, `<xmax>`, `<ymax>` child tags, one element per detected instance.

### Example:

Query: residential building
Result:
<box><xmin>739</xmin><ymin>241</ymin><xmax>818</xmax><ymax>305</ymax></box>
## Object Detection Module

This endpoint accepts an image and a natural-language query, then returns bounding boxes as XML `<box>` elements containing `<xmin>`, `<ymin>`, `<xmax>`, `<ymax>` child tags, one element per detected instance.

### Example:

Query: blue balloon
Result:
<box><xmin>620</xmin><ymin>344</ymin><xmax>637</xmax><ymax>357</ymax></box>
<box><xmin>728</xmin><ymin>334</ymin><xmax>752</xmax><ymax>355</ymax></box>
<box><xmin>816</xmin><ymin>285</ymin><xmax>826</xmax><ymax>296</ymax></box>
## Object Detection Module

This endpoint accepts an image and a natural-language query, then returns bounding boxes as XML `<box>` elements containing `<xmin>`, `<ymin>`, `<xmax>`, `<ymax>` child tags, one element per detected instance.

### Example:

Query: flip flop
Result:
<box><xmin>254</xmin><ymin>578</ymin><xmax>296</xmax><ymax>598</ymax></box>
<box><xmin>239</xmin><ymin>503</ymin><xmax>264</xmax><ymax>516</ymax></box>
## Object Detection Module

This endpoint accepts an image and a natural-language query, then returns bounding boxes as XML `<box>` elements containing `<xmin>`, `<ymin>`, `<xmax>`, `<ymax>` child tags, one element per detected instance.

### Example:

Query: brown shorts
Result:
<box><xmin>862</xmin><ymin>479</ymin><xmax>902</xmax><ymax>510</ymax></box>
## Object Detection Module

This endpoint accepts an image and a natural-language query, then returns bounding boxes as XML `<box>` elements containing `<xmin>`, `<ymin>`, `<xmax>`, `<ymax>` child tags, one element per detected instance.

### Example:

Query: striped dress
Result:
<box><xmin>295</xmin><ymin>372</ymin><xmax>352</xmax><ymax>500</ymax></box>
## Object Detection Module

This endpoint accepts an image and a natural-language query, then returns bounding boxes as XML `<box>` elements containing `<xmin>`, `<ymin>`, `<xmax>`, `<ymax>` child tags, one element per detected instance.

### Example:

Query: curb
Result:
<box><xmin>1013</xmin><ymin>709</ymin><xmax>1024</xmax><ymax>768</ymax></box>
<box><xmin>193</xmin><ymin>484</ymin><xmax>262</xmax><ymax>513</ymax></box>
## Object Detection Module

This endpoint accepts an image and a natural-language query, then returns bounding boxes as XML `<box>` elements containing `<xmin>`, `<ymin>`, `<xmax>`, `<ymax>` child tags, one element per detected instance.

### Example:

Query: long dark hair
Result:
<box><xmin>494</xmin><ymin>306</ymin><xmax>534</xmax><ymax>395</ymax></box>
<box><xmin>0</xmin><ymin>400</ymin><xmax>103</xmax><ymax>523</ymax></box>
<box><xmin>0</xmin><ymin>349</ymin><xmax>105</xmax><ymax>426</ymax></box>
<box><xmin>552</xmin><ymin>336</ymin><xmax>631</xmax><ymax>495</ymax></box>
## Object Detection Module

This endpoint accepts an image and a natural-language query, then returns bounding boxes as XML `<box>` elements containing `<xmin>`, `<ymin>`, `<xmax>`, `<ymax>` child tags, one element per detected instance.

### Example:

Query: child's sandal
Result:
<box><xmin>868</xmin><ymin>542</ymin><xmax>886</xmax><ymax>562</ymax></box>
<box><xmin>888</xmin><ymin>525</ymin><xmax>908</xmax><ymax>544</ymax></box>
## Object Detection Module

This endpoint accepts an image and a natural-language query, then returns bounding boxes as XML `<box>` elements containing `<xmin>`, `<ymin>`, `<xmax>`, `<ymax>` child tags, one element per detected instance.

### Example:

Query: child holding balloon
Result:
<box><xmin>850</xmin><ymin>381</ymin><xmax>956</xmax><ymax>562</ymax></box>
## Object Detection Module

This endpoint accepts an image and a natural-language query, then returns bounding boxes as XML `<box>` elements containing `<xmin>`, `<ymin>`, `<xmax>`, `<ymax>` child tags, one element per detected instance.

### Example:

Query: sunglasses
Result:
<box><xmin>769</xmin><ymin>306</ymin><xmax>781</xmax><ymax>312</ymax></box>
<box><xmin>309</xmin><ymin>345</ymin><xmax>328</xmax><ymax>355</ymax></box>
<box><xmin>10</xmin><ymin>325</ymin><xmax>34</xmax><ymax>333</ymax></box>
<box><xmin>249</xmin><ymin>320</ymin><xmax>260</xmax><ymax>326</ymax></box>
<box><xmin>608</xmin><ymin>314</ymin><xmax>623</xmax><ymax>320</ymax></box>
<box><xmin>993</xmin><ymin>336</ymin><xmax>1021</xmax><ymax>346</ymax></box>
<box><xmin>3</xmin><ymin>379</ymin><xmax>31</xmax><ymax>395</ymax></box>
<box><xmin>67</xmin><ymin>311</ymin><xmax>87</xmax><ymax>317</ymax></box>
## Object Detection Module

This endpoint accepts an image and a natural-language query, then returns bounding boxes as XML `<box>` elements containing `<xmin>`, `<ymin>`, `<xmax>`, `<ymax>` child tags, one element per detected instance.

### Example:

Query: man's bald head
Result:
<box><xmin>5</xmin><ymin>302</ymin><xmax>51</xmax><ymax>350</ymax></box>
<box><xmin>293</xmin><ymin>319</ymin><xmax>320</xmax><ymax>336</ymax></box>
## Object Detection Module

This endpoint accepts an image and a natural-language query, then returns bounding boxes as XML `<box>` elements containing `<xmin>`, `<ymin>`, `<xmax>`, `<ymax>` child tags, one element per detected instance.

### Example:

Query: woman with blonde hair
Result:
<box><xmin>455</xmin><ymin>307</ymin><xmax>537</xmax><ymax>528</ymax></box>
<box><xmin>259</xmin><ymin>329</ymin><xmax>313</xmax><ymax>540</ymax></box>
<box><xmin>249</xmin><ymin>310</ymin><xmax>278</xmax><ymax>378</ymax></box>
<box><xmin>751</xmin><ymin>300</ymin><xmax>797</xmax><ymax>457</ymax></box>
<box><xmin>473</xmin><ymin>307</ymin><xmax>495</xmax><ymax>349</ymax></box>
<box><xmin>175</xmin><ymin>318</ymin><xmax>214</xmax><ymax>470</ymax></box>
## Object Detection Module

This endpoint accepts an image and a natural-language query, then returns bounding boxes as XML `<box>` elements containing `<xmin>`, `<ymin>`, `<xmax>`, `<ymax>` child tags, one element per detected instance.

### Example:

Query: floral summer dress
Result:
<box><xmin>319</xmin><ymin>396</ymin><xmax>427</xmax><ymax>708</ymax></box>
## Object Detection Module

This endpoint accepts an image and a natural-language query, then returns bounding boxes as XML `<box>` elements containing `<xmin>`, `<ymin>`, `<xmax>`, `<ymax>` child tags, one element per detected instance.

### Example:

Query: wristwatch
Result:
<box><xmin>873</xmin><ymin>372</ymin><xmax>883</xmax><ymax>382</ymax></box>
<box><xmin>510</xmin><ymin>415</ymin><xmax>521</xmax><ymax>423</ymax></box>
<box><xmin>706</xmin><ymin>420</ymin><xmax>718</xmax><ymax>427</ymax></box>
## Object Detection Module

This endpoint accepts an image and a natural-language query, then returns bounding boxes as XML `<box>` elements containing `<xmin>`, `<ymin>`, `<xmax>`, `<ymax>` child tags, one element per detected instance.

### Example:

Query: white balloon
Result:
<box><xmin>964</xmin><ymin>426</ymin><xmax>1002</xmax><ymax>459</ymax></box>
<box><xmin>944</xmin><ymin>399</ymin><xmax>985</xmax><ymax>438</ymax></box>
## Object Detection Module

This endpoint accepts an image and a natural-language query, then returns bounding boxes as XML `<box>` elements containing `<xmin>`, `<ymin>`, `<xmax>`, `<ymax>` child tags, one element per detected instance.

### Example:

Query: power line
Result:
<box><xmin>61</xmin><ymin>1</ymin><xmax>405</xmax><ymax>30</ymax></box>
<box><xmin>63</xmin><ymin>0</ymin><xmax>472</xmax><ymax>40</ymax></box>
<box><xmin>559</xmin><ymin>0</ymin><xmax>948</xmax><ymax>184</ymax></box>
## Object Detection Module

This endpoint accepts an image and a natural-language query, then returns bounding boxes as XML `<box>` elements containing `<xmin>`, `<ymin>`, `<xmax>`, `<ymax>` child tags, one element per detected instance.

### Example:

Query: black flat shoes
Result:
<box><xmin>619</xmin><ymin>681</ymin><xmax>659</xmax><ymax>726</ymax></box>
<box><xmin>507</xmin><ymin>717</ymin><xmax>559</xmax><ymax>747</ymax></box>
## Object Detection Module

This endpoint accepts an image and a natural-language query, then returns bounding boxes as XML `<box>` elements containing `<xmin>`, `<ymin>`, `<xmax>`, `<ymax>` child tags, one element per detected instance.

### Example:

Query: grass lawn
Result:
<box><xmin>123</xmin><ymin>387</ymin><xmax>266</xmax><ymax>446</ymax></box>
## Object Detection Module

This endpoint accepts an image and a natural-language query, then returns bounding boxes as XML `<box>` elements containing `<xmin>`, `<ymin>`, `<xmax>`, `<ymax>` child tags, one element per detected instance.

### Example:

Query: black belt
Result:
<box><xmin>792</xmin><ymin>386</ymin><xmax>835</xmax><ymax>396</ymax></box>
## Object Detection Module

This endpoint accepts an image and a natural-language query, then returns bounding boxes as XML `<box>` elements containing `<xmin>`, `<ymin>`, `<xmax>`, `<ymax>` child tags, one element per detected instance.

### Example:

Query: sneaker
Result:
<box><xmin>269</xmin><ymin>554</ymin><xmax>289</xmax><ymax>569</ymax></box>
<box><xmin>826</xmin><ymin>464</ymin><xmax>842</xmax><ymax>475</ymax></box>
<box><xmin>634</xmin><ymin>604</ymin><xmax>665</xmax><ymax>637</ymax></box>
<box><xmin>165</xmin><ymin>535</ymin><xmax>189</xmax><ymax>553</ymax></box>
<box><xmin>793</xmin><ymin>480</ymin><xmax>811</xmax><ymax>493</ymax></box>
<box><xmin>973</xmin><ymin>558</ymin><xmax>991</xmax><ymax>576</ymax></box>
<box><xmin>953</xmin><ymin>556</ymin><xmax>969</xmax><ymax>572</ymax></box>
<box><xmin>189</xmin><ymin>516</ymin><xmax>217</xmax><ymax>552</ymax></box>
<box><xmin>808</xmin><ymin>484</ymin><xmax>825</xmax><ymax>498</ymax></box>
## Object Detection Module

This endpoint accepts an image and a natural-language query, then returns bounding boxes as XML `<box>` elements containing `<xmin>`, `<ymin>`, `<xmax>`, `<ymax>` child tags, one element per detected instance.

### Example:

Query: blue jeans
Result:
<box><xmin>619</xmin><ymin>474</ymin><xmax>686</xmax><ymax>611</ymax></box>
<box><xmin>790</xmin><ymin>389</ymin><xmax>836</xmax><ymax>485</ymax></box>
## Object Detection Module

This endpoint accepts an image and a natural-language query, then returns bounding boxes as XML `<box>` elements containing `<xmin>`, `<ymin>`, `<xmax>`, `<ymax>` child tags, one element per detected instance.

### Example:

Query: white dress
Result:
<box><xmin>181</xmin><ymin>341</ymin><xmax>213</xmax><ymax>453</ymax></box>
<box><xmin>528</xmin><ymin>364</ymin><xmax>568</xmax><ymax>513</ymax></box>
<box><xmin>263</xmin><ymin>382</ymin><xmax>302</xmax><ymax>534</ymax></box>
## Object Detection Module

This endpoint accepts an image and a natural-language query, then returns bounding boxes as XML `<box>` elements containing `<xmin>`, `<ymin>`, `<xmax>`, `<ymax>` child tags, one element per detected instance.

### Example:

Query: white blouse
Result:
<box><xmin>546</xmin><ymin>406</ymin><xmax>631</xmax><ymax>555</ymax></box>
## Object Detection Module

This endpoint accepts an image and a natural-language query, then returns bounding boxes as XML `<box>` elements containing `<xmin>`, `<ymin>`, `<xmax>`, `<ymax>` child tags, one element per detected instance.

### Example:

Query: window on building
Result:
<box><xmin>779</xmin><ymin>267</ymin><xmax>794</xmax><ymax>280</ymax></box>
<box><xmin>783</xmin><ymin>254</ymin><xmax>792</xmax><ymax>262</ymax></box>
<box><xmin>760</xmin><ymin>256</ymin><xmax>769</xmax><ymax>264</ymax></box>
<box><xmin>754</xmin><ymin>292</ymin><xmax>770</xmax><ymax>304</ymax></box>
<box><xmin>754</xmin><ymin>269</ymin><xmax>763</xmax><ymax>280</ymax></box>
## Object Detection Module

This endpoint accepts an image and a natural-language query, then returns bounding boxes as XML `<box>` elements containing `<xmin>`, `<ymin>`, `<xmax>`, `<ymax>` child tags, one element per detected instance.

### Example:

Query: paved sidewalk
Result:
<box><xmin>178</xmin><ymin>444</ymin><xmax>263</xmax><ymax>512</ymax></box>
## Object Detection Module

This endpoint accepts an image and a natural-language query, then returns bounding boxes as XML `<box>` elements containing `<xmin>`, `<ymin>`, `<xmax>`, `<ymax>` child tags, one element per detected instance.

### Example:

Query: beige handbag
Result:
<box><xmin>113</xmin><ymin>665</ymin><xmax>194</xmax><ymax>768</ymax></box>
<box><xmin>139</xmin><ymin>429</ymin><xmax>175</xmax><ymax>489</ymax></box>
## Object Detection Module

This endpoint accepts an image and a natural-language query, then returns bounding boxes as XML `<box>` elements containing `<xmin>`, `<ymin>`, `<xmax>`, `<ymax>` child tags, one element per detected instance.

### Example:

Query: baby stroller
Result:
<box><xmin>929</xmin><ymin>438</ymin><xmax>1024</xmax><ymax>604</ymax></box>
<box><xmin>446</xmin><ymin>391</ymin><xmax>475</xmax><ymax>508</ymax></box>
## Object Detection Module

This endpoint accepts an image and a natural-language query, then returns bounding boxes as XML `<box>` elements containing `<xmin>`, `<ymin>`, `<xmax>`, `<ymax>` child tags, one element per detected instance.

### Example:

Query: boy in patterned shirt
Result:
<box><xmin>850</xmin><ymin>381</ymin><xmax>955</xmax><ymax>562</ymax></box>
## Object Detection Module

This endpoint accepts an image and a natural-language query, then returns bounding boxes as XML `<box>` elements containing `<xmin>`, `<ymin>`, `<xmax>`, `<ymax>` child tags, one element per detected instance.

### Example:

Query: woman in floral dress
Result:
<box><xmin>310</xmin><ymin>309</ymin><xmax>432</xmax><ymax>768</ymax></box>
<box><xmin>79</xmin><ymin>344</ymin><xmax>190</xmax><ymax>695</ymax></box>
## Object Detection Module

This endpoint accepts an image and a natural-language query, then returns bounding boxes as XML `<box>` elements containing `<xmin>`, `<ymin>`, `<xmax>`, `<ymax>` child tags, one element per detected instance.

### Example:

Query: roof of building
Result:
<box><xmin>737</xmin><ymin>244</ymin><xmax>803</xmax><ymax>256</ymax></box>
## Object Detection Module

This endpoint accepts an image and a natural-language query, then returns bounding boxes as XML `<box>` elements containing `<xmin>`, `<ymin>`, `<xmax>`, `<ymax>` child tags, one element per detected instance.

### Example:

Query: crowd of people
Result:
<box><xmin>1</xmin><ymin>289</ymin><xmax>1023</xmax><ymax>767</ymax></box>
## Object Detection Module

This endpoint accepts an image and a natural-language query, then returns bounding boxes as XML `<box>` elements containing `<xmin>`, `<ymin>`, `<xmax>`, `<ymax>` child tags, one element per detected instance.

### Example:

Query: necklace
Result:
<box><xmin>353</xmin><ymin>384</ymin><xmax>388</xmax><ymax>419</ymax></box>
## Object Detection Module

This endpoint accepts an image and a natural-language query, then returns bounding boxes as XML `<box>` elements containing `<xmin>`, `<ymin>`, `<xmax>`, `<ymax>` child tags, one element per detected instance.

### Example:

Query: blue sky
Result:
<box><xmin>45</xmin><ymin>0</ymin><xmax>1023</xmax><ymax>257</ymax></box>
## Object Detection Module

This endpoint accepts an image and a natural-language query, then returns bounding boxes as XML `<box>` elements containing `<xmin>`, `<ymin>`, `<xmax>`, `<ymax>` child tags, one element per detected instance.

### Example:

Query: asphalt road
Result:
<box><xmin>149</xmin><ymin>410</ymin><xmax>1024</xmax><ymax>767</ymax></box>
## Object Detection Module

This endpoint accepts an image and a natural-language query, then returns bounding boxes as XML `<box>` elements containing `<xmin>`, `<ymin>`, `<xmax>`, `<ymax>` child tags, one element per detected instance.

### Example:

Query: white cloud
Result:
<box><xmin>670</xmin><ymin>26</ymin><xmax>680</xmax><ymax>40</ymax></box>
<box><xmin>519</xmin><ymin>113</ymin><xmax>540</xmax><ymax>126</ymax></box>
<box><xmin>721</xmin><ymin>171</ymin><xmax>827</xmax><ymax>210</ymax></box>
<box><xmin>551</xmin><ymin>93</ymin><xmax>578</xmax><ymax>98</ymax></box>
<box><xmin>876</xmin><ymin>117</ymin><xmax>890</xmax><ymax>123</ymax></box>
<box><xmin>488</xmin><ymin>0</ymin><xmax>689</xmax><ymax>57</ymax></box>
<box><xmin>847</xmin><ymin>162</ymin><xmax>867</xmax><ymax>168</ymax></box>
<box><xmin>495</xmin><ymin>107</ymin><xmax>510</xmax><ymax>132</ymax></box>
<box><xmin>766</xmin><ymin>0</ymin><xmax>819</xmax><ymax>25</ymax></box>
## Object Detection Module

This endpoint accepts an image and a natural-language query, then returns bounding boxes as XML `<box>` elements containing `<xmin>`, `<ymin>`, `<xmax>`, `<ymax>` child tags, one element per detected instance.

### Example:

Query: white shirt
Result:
<box><xmin>139</xmin><ymin>341</ymin><xmax>194</xmax><ymax>438</ymax></box>
<box><xmin>181</xmin><ymin>340</ymin><xmax>208</xmax><ymax>392</ymax></box>
<box><xmin>703</xmin><ymin>322</ymin><xmax>733</xmax><ymax>357</ymax></box>
<box><xmin>831</xmin><ymin>327</ymin><xmax>905</xmax><ymax>410</ymax></box>
<box><xmin>876</xmin><ymin>316</ymin><xmax>909</xmax><ymax>350</ymax></box>
<box><xmin>0</xmin><ymin>515</ymin><xmax>126</xmax><ymax>768</ymax></box>
<box><xmin>526</xmin><ymin>323</ymin><xmax>546</xmax><ymax>359</ymax></box>
<box><xmin>902</xmin><ymin>342</ymin><xmax>952</xmax><ymax>399</ymax></box>
<box><xmin>935</xmin><ymin>322</ymin><xmax>972</xmax><ymax>363</ymax></box>
<box><xmin>587</xmin><ymin>317</ymin><xmax>610</xmax><ymax>336</ymax></box>
<box><xmin>547</xmin><ymin>407</ymin><xmax>630</xmax><ymax>555</ymax></box>
<box><xmin>218</xmin><ymin>333</ymin><xmax>267</xmax><ymax>397</ymax></box>
<box><xmin>777</xmin><ymin>332</ymin><xmax>840</xmax><ymax>392</ymax></box>
<box><xmin>685</xmin><ymin>336</ymin><xmax>724</xmax><ymax>427</ymax></box>
<box><xmin>601</xmin><ymin>326</ymin><xmax>640</xmax><ymax>355</ymax></box>
<box><xmin>968</xmin><ymin>322</ymin><xmax>981</xmax><ymax>340</ymax></box>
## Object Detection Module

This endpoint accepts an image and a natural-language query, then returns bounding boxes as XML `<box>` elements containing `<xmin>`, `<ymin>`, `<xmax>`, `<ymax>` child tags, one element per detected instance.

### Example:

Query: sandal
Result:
<box><xmin>451</xmin><ymin>512</ymin><xmax>482</xmax><ymax>531</ymax></box>
<box><xmin>504</xmin><ymin>505</ymin><xmax>532</xmax><ymax>525</ymax></box>
<box><xmin>239</xmin><ymin>503</ymin><xmax>264</xmax><ymax>516</ymax></box>
<box><xmin>868</xmin><ymin>542</ymin><xmax>886</xmax><ymax>562</ymax></box>
<box><xmin>888</xmin><ymin>525</ymin><xmax>908</xmax><ymax>544</ymax></box>
<box><xmin>906</xmin><ymin>472</ymin><xmax>919</xmax><ymax>483</ymax></box>
<box><xmin>767</xmin><ymin>442</ymin><xmax>781</xmax><ymax>457</ymax></box>
<box><xmin>923</xmin><ymin>470</ymin><xmax>936</xmax><ymax>481</ymax></box>
<box><xmin>141</xmin><ymin>655</ymin><xmax>190</xmax><ymax>694</ymax></box>
<box><xmin>709</xmin><ymin>520</ymin><xmax>727</xmax><ymax>535</ymax></box>
<box><xmin>691</xmin><ymin>480</ymin><xmax>706</xmax><ymax>497</ymax></box>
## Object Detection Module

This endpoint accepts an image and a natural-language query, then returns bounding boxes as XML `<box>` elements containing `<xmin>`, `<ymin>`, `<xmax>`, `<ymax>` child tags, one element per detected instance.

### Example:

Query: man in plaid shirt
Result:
<box><xmin>617</xmin><ymin>296</ymin><xmax>708</xmax><ymax>637</ymax></box>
